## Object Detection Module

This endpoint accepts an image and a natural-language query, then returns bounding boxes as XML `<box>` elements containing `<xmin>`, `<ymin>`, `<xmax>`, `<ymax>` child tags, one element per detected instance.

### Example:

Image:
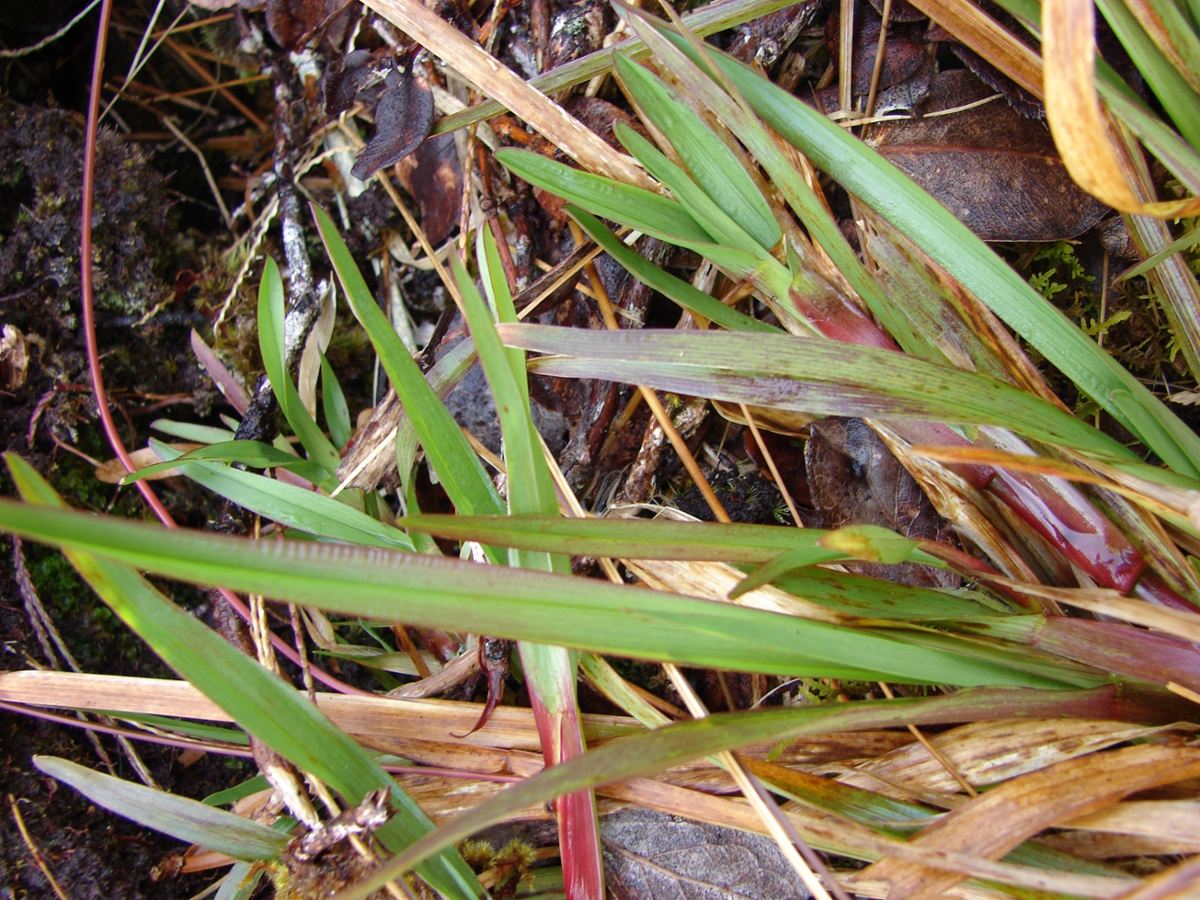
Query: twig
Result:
<box><xmin>9</xmin><ymin>795</ymin><xmax>72</xmax><ymax>900</ymax></box>
<box><xmin>0</xmin><ymin>0</ymin><xmax>100</xmax><ymax>57</ymax></box>
<box><xmin>877</xmin><ymin>682</ymin><xmax>978</xmax><ymax>797</ymax></box>
<box><xmin>739</xmin><ymin>403</ymin><xmax>802</xmax><ymax>524</ymax></box>
<box><xmin>162</xmin><ymin>118</ymin><xmax>235</xmax><ymax>234</ymax></box>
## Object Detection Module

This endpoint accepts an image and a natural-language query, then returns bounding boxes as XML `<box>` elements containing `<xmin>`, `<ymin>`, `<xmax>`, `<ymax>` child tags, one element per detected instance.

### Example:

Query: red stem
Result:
<box><xmin>79</xmin><ymin>1</ymin><xmax>368</xmax><ymax>696</ymax></box>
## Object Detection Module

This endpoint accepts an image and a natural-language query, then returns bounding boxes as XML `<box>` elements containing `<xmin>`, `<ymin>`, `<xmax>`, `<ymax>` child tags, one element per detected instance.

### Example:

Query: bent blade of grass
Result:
<box><xmin>567</xmin><ymin>208</ymin><xmax>778</xmax><ymax>332</ymax></box>
<box><xmin>650</xmin><ymin>27</ymin><xmax>1200</xmax><ymax>477</ymax></box>
<box><xmin>258</xmin><ymin>259</ymin><xmax>341</xmax><ymax>475</ymax></box>
<box><xmin>313</xmin><ymin>204</ymin><xmax>503</xmax><ymax>521</ymax></box>
<box><xmin>34</xmin><ymin>756</ymin><xmax>288</xmax><ymax>862</ymax></box>
<box><xmin>612</xmin><ymin>54</ymin><xmax>780</xmax><ymax>250</ymax></box>
<box><xmin>500</xmin><ymin>326</ymin><xmax>1135</xmax><ymax>460</ymax></box>
<box><xmin>0</xmin><ymin>490</ymin><xmax>1076</xmax><ymax>688</ymax></box>
<box><xmin>122</xmin><ymin>440</ymin><xmax>329</xmax><ymax>487</ymax></box>
<box><xmin>149</xmin><ymin>442</ymin><xmax>413</xmax><ymax>551</ymax></box>
<box><xmin>6</xmin><ymin>455</ymin><xmax>481</xmax><ymax>900</ymax></box>
<box><xmin>321</xmin><ymin>352</ymin><xmax>352</xmax><ymax>450</ymax></box>
<box><xmin>457</xmin><ymin>241</ymin><xmax>605</xmax><ymax>899</ymax></box>
<box><xmin>332</xmin><ymin>685</ymin><xmax>1129</xmax><ymax>900</ymax></box>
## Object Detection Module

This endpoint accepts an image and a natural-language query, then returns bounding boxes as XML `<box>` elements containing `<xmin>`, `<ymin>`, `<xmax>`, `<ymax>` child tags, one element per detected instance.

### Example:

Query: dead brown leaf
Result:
<box><xmin>870</xmin><ymin>70</ymin><xmax>1108</xmax><ymax>240</ymax></box>
<box><xmin>855</xmin><ymin>743</ymin><xmax>1200</xmax><ymax>900</ymax></box>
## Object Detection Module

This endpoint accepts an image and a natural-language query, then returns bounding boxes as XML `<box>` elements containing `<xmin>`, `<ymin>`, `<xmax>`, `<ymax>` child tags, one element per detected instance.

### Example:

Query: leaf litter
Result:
<box><xmin>6</xmin><ymin>0</ymin><xmax>1200</xmax><ymax>898</ymax></box>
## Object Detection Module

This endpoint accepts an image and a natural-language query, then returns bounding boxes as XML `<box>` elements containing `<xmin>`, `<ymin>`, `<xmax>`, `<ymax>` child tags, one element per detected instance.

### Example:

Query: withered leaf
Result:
<box><xmin>265</xmin><ymin>0</ymin><xmax>345</xmax><ymax>51</ymax></box>
<box><xmin>351</xmin><ymin>68</ymin><xmax>434</xmax><ymax>181</ymax></box>
<box><xmin>394</xmin><ymin>132</ymin><xmax>462</xmax><ymax>246</ymax></box>
<box><xmin>805</xmin><ymin>417</ymin><xmax>958</xmax><ymax>588</ymax></box>
<box><xmin>825</xmin><ymin>0</ymin><xmax>933</xmax><ymax>96</ymax></box>
<box><xmin>727</xmin><ymin>0</ymin><xmax>828</xmax><ymax>69</ymax></box>
<box><xmin>601</xmin><ymin>808</ymin><xmax>811</xmax><ymax>900</ymax></box>
<box><xmin>869</xmin><ymin>70</ymin><xmax>1109</xmax><ymax>241</ymax></box>
<box><xmin>855</xmin><ymin>743</ymin><xmax>1200</xmax><ymax>900</ymax></box>
<box><xmin>323</xmin><ymin>49</ymin><xmax>374</xmax><ymax>119</ymax></box>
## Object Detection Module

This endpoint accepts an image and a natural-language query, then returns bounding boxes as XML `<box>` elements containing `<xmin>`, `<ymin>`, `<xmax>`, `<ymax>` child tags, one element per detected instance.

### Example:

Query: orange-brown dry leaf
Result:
<box><xmin>1042</xmin><ymin>0</ymin><xmax>1200</xmax><ymax>217</ymax></box>
<box><xmin>842</xmin><ymin>718</ymin><xmax>1185</xmax><ymax>797</ymax></box>
<box><xmin>855</xmin><ymin>743</ymin><xmax>1200</xmax><ymax>900</ymax></box>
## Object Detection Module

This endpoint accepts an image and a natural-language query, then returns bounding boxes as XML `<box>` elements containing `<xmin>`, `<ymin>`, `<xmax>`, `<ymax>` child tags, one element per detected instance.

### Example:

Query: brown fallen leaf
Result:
<box><xmin>855</xmin><ymin>743</ymin><xmax>1200</xmax><ymax>900</ymax></box>
<box><xmin>601</xmin><ymin>807</ymin><xmax>812</xmax><ymax>900</ymax></box>
<box><xmin>351</xmin><ymin>67</ymin><xmax>434</xmax><ymax>181</ymax></box>
<box><xmin>869</xmin><ymin>69</ymin><xmax>1109</xmax><ymax>240</ymax></box>
<box><xmin>265</xmin><ymin>0</ymin><xmax>347</xmax><ymax>51</ymax></box>
<box><xmin>394</xmin><ymin>132</ymin><xmax>462</xmax><ymax>246</ymax></box>
<box><xmin>805</xmin><ymin>417</ymin><xmax>958</xmax><ymax>588</ymax></box>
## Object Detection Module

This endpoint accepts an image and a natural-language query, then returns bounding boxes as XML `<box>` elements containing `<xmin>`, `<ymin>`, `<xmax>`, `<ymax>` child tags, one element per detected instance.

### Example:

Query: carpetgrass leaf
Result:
<box><xmin>34</xmin><ymin>756</ymin><xmax>288</xmax><ymax>862</ymax></box>
<box><xmin>495</xmin><ymin>148</ymin><xmax>711</xmax><ymax>244</ymax></box>
<box><xmin>499</xmin><ymin>326</ymin><xmax>1137</xmax><ymax>459</ymax></box>
<box><xmin>659</xmin><ymin>28</ymin><xmax>1200</xmax><ymax>477</ymax></box>
<box><xmin>321</xmin><ymin>351</ymin><xmax>352</xmax><ymax>450</ymax></box>
<box><xmin>148</xmin><ymin>442</ymin><xmax>413</xmax><ymax>551</ymax></box>
<box><xmin>257</xmin><ymin>259</ymin><xmax>341</xmax><ymax>475</ymax></box>
<box><xmin>612</xmin><ymin>52</ymin><xmax>780</xmax><ymax>251</ymax></box>
<box><xmin>313</xmin><ymin>204</ymin><xmax>504</xmax><ymax>521</ymax></box>
<box><xmin>567</xmin><ymin>208</ymin><xmax>779</xmax><ymax>332</ymax></box>
<box><xmin>6</xmin><ymin>454</ymin><xmax>480</xmax><ymax>900</ymax></box>
<box><xmin>0</xmin><ymin>490</ymin><xmax>1080</xmax><ymax>687</ymax></box>
<box><xmin>121</xmin><ymin>440</ymin><xmax>328</xmax><ymax>486</ymax></box>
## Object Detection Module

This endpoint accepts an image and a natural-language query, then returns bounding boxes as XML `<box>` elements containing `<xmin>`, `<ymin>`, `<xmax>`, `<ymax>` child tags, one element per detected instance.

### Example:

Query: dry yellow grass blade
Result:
<box><xmin>855</xmin><ymin>743</ymin><xmax>1200</xmax><ymax>900</ymax></box>
<box><xmin>842</xmin><ymin>719</ymin><xmax>1193</xmax><ymax>798</ymax></box>
<box><xmin>94</xmin><ymin>443</ymin><xmax>202</xmax><ymax>483</ymax></box>
<box><xmin>1059</xmin><ymin>799</ymin><xmax>1200</xmax><ymax>847</ymax></box>
<box><xmin>360</xmin><ymin>0</ymin><xmax>652</xmax><ymax>190</ymax></box>
<box><xmin>603</xmin><ymin>777</ymin><xmax>1135</xmax><ymax>898</ymax></box>
<box><xmin>1039</xmin><ymin>830</ymin><xmax>1200</xmax><ymax>859</ymax></box>
<box><xmin>0</xmin><ymin>670</ymin><xmax>638</xmax><ymax>751</ymax></box>
<box><xmin>1042</xmin><ymin>0</ymin><xmax>1200</xmax><ymax>217</ymax></box>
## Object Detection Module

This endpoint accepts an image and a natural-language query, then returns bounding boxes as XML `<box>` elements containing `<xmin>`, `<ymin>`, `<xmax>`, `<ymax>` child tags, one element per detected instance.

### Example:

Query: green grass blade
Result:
<box><xmin>7</xmin><ymin>456</ymin><xmax>480</xmax><ymax>900</ymax></box>
<box><xmin>313</xmin><ymin>204</ymin><xmax>503</xmax><ymax>520</ymax></box>
<box><xmin>151</xmin><ymin>420</ymin><xmax>237</xmax><ymax>443</ymax></box>
<box><xmin>613</xmin><ymin>53</ymin><xmax>780</xmax><ymax>250</ymax></box>
<box><xmin>149</xmin><ymin>442</ymin><xmax>413</xmax><ymax>551</ymax></box>
<box><xmin>257</xmin><ymin>259</ymin><xmax>341</xmax><ymax>474</ymax></box>
<box><xmin>121</xmin><ymin>440</ymin><xmax>330</xmax><ymax>487</ymax></box>
<box><xmin>568</xmin><ymin>208</ymin><xmax>779</xmax><ymax>332</ymax></box>
<box><xmin>321</xmin><ymin>351</ymin><xmax>352</xmax><ymax>450</ymax></box>
<box><xmin>500</xmin><ymin>326</ymin><xmax>1138</xmax><ymax>460</ymax></box>
<box><xmin>682</xmin><ymin>34</ymin><xmax>1200</xmax><ymax>476</ymax></box>
<box><xmin>0</xmin><ymin>489</ymin><xmax>1076</xmax><ymax>687</ymax></box>
<box><xmin>337</xmin><ymin>685</ymin><xmax>1125</xmax><ymax>900</ymax></box>
<box><xmin>495</xmin><ymin>149</ymin><xmax>712</xmax><ymax>244</ymax></box>
<box><xmin>34</xmin><ymin>756</ymin><xmax>288</xmax><ymax>862</ymax></box>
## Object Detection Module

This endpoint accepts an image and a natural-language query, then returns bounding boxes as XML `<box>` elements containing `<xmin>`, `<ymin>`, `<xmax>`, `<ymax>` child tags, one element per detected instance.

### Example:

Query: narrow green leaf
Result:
<box><xmin>729</xmin><ymin>544</ymin><xmax>846</xmax><ymax>599</ymax></box>
<box><xmin>149</xmin><ymin>442</ymin><xmax>413</xmax><ymax>551</ymax></box>
<box><xmin>0</xmin><ymin>491</ymin><xmax>1075</xmax><ymax>687</ymax></box>
<box><xmin>568</xmin><ymin>208</ymin><xmax>778</xmax><ymax>332</ymax></box>
<box><xmin>337</xmin><ymin>685</ymin><xmax>1126</xmax><ymax>900</ymax></box>
<box><xmin>500</xmin><ymin>326</ymin><xmax>1139</xmax><ymax>460</ymax></box>
<box><xmin>121</xmin><ymin>440</ymin><xmax>328</xmax><ymax>486</ymax></box>
<box><xmin>313</xmin><ymin>204</ymin><xmax>504</xmax><ymax>521</ymax></box>
<box><xmin>151</xmin><ymin>420</ymin><xmax>238</xmax><ymax>444</ymax></box>
<box><xmin>668</xmin><ymin>31</ymin><xmax>1200</xmax><ymax>476</ymax></box>
<box><xmin>34</xmin><ymin>756</ymin><xmax>288</xmax><ymax>861</ymax></box>
<box><xmin>257</xmin><ymin>259</ymin><xmax>341</xmax><ymax>474</ymax></box>
<box><xmin>613</xmin><ymin>53</ymin><xmax>780</xmax><ymax>250</ymax></box>
<box><xmin>495</xmin><ymin>149</ymin><xmax>711</xmax><ymax>244</ymax></box>
<box><xmin>204</xmin><ymin>775</ymin><xmax>270</xmax><ymax>806</ymax></box>
<box><xmin>8</xmin><ymin>456</ymin><xmax>480</xmax><ymax>900</ymax></box>
<box><xmin>321</xmin><ymin>352</ymin><xmax>352</xmax><ymax>450</ymax></box>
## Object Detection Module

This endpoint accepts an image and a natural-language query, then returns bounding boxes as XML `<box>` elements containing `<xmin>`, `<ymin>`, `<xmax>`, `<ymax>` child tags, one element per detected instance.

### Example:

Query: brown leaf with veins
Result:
<box><xmin>394</xmin><ymin>132</ymin><xmax>462</xmax><ymax>245</ymax></box>
<box><xmin>602</xmin><ymin>808</ymin><xmax>811</xmax><ymax>900</ymax></box>
<box><xmin>855</xmin><ymin>743</ymin><xmax>1200</xmax><ymax>900</ymax></box>
<box><xmin>869</xmin><ymin>69</ymin><xmax>1109</xmax><ymax>240</ymax></box>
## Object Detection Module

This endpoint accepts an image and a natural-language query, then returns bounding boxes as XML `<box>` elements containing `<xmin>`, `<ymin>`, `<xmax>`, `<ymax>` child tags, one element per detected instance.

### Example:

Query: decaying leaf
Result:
<box><xmin>842</xmin><ymin>718</ymin><xmax>1194</xmax><ymax>798</ymax></box>
<box><xmin>855</xmin><ymin>743</ymin><xmax>1200</xmax><ymax>900</ymax></box>
<box><xmin>265</xmin><ymin>0</ymin><xmax>348</xmax><ymax>51</ymax></box>
<box><xmin>870</xmin><ymin>70</ymin><xmax>1109</xmax><ymax>240</ymax></box>
<box><xmin>0</xmin><ymin>324</ymin><xmax>29</xmax><ymax>390</ymax></box>
<box><xmin>394</xmin><ymin>132</ymin><xmax>462</xmax><ymax>246</ymax></box>
<box><xmin>95</xmin><ymin>444</ymin><xmax>203</xmax><ymax>484</ymax></box>
<box><xmin>601</xmin><ymin>807</ymin><xmax>811</xmax><ymax>900</ymax></box>
<box><xmin>805</xmin><ymin>417</ymin><xmax>957</xmax><ymax>588</ymax></box>
<box><xmin>351</xmin><ymin>67</ymin><xmax>435</xmax><ymax>181</ymax></box>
